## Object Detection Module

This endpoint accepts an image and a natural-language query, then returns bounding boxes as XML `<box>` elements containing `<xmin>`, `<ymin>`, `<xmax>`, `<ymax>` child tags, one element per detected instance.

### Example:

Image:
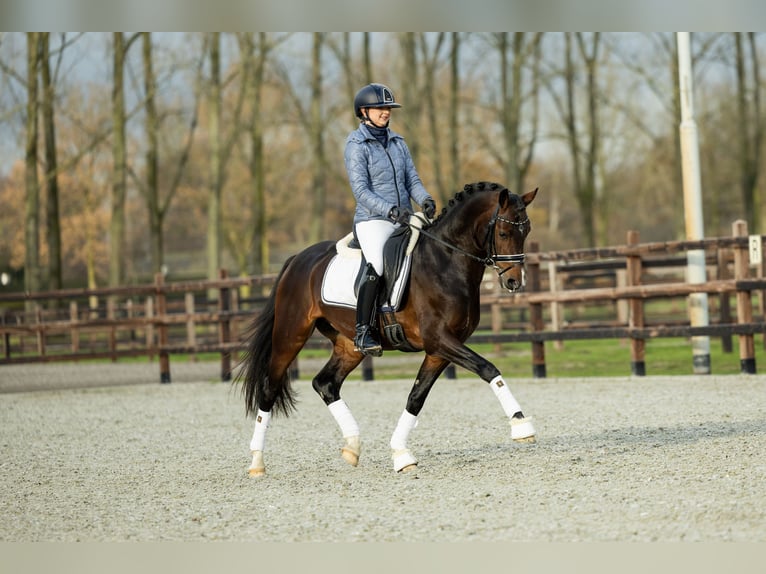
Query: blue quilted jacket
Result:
<box><xmin>344</xmin><ymin>123</ymin><xmax>432</xmax><ymax>224</ymax></box>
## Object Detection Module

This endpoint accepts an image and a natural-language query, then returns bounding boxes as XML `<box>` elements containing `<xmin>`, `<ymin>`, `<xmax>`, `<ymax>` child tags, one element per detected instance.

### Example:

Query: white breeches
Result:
<box><xmin>355</xmin><ymin>219</ymin><xmax>400</xmax><ymax>275</ymax></box>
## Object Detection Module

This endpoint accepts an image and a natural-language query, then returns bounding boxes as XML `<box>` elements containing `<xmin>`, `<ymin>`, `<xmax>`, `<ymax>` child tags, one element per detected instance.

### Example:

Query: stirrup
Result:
<box><xmin>354</xmin><ymin>327</ymin><xmax>383</xmax><ymax>357</ymax></box>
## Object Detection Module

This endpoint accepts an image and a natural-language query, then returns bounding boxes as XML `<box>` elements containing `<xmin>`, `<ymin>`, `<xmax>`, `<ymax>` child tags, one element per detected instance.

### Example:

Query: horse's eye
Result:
<box><xmin>498</xmin><ymin>231</ymin><xmax>508</xmax><ymax>239</ymax></box>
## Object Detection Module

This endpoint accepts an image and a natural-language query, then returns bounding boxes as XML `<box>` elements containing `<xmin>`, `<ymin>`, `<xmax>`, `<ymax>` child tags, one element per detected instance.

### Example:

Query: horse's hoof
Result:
<box><xmin>392</xmin><ymin>448</ymin><xmax>418</xmax><ymax>472</ymax></box>
<box><xmin>398</xmin><ymin>463</ymin><xmax>418</xmax><ymax>473</ymax></box>
<box><xmin>248</xmin><ymin>450</ymin><xmax>266</xmax><ymax>476</ymax></box>
<box><xmin>341</xmin><ymin>436</ymin><xmax>361</xmax><ymax>467</ymax></box>
<box><xmin>514</xmin><ymin>436</ymin><xmax>537</xmax><ymax>444</ymax></box>
<box><xmin>510</xmin><ymin>417</ymin><xmax>536</xmax><ymax>443</ymax></box>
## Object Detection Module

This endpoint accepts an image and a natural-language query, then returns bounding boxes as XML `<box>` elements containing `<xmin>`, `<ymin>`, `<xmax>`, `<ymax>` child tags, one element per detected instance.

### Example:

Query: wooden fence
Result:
<box><xmin>1</xmin><ymin>219</ymin><xmax>765</xmax><ymax>382</ymax></box>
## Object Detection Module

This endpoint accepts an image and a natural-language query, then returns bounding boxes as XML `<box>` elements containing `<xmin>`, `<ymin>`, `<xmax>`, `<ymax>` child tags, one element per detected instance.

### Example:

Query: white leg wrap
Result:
<box><xmin>510</xmin><ymin>416</ymin><xmax>536</xmax><ymax>440</ymax></box>
<box><xmin>327</xmin><ymin>399</ymin><xmax>360</xmax><ymax>438</ymax></box>
<box><xmin>390</xmin><ymin>410</ymin><xmax>418</xmax><ymax>450</ymax></box>
<box><xmin>392</xmin><ymin>449</ymin><xmax>418</xmax><ymax>472</ymax></box>
<box><xmin>249</xmin><ymin>409</ymin><xmax>271</xmax><ymax>452</ymax></box>
<box><xmin>489</xmin><ymin>375</ymin><xmax>522</xmax><ymax>418</ymax></box>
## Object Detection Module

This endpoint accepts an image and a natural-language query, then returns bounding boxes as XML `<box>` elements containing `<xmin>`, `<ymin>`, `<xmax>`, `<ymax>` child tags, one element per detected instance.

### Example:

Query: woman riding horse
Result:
<box><xmin>239</xmin><ymin>180</ymin><xmax>538</xmax><ymax>475</ymax></box>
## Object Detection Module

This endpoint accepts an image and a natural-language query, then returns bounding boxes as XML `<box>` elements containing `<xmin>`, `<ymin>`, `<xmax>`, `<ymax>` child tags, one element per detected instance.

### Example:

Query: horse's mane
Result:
<box><xmin>427</xmin><ymin>181</ymin><xmax>508</xmax><ymax>229</ymax></box>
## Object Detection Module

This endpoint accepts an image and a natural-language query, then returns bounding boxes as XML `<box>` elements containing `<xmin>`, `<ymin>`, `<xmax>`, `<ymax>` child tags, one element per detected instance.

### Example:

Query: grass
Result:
<box><xmin>290</xmin><ymin>336</ymin><xmax>766</xmax><ymax>380</ymax></box>
<box><xmin>15</xmin><ymin>334</ymin><xmax>765</xmax><ymax>381</ymax></box>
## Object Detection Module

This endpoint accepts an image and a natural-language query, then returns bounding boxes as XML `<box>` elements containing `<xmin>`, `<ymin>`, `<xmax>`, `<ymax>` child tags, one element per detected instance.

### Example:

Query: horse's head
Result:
<box><xmin>485</xmin><ymin>186</ymin><xmax>537</xmax><ymax>292</ymax></box>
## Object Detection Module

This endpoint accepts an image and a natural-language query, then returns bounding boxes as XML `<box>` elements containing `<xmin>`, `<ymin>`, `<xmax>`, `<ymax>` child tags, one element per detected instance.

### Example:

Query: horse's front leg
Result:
<box><xmin>430</xmin><ymin>336</ymin><xmax>536</xmax><ymax>443</ymax></box>
<box><xmin>389</xmin><ymin>354</ymin><xmax>450</xmax><ymax>472</ymax></box>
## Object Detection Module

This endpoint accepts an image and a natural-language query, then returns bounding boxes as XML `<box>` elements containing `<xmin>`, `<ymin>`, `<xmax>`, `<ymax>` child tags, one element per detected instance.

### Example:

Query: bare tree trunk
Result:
<box><xmin>110</xmin><ymin>33</ymin><xmax>128</xmax><ymax>287</ymax></box>
<box><xmin>208</xmin><ymin>32</ymin><xmax>222</xmax><ymax>289</ymax></box>
<box><xmin>40</xmin><ymin>33</ymin><xmax>62</xmax><ymax>293</ymax></box>
<box><xmin>577</xmin><ymin>33</ymin><xmax>604</xmax><ymax>245</ymax></box>
<box><xmin>398</xmin><ymin>33</ymin><xmax>420</xmax><ymax>164</ymax></box>
<box><xmin>363</xmin><ymin>33</ymin><xmax>372</xmax><ymax>83</ymax></box>
<box><xmin>558</xmin><ymin>32</ymin><xmax>602</xmax><ymax>248</ymax></box>
<box><xmin>308</xmin><ymin>32</ymin><xmax>326</xmax><ymax>244</ymax></box>
<box><xmin>24</xmin><ymin>32</ymin><xmax>41</xmax><ymax>300</ymax></box>
<box><xmin>142</xmin><ymin>33</ymin><xmax>163</xmax><ymax>275</ymax></box>
<box><xmin>420</xmin><ymin>33</ymin><xmax>447</xmax><ymax>204</ymax></box>
<box><xmin>735</xmin><ymin>32</ymin><xmax>762</xmax><ymax>233</ymax></box>
<box><xmin>242</xmin><ymin>32</ymin><xmax>270</xmax><ymax>276</ymax></box>
<box><xmin>449</xmin><ymin>32</ymin><xmax>460</xmax><ymax>196</ymax></box>
<box><xmin>485</xmin><ymin>33</ymin><xmax>542</xmax><ymax>194</ymax></box>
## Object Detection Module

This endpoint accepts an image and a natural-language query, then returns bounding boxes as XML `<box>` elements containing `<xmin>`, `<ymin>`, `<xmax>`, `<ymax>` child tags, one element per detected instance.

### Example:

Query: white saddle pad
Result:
<box><xmin>320</xmin><ymin>214</ymin><xmax>424</xmax><ymax>310</ymax></box>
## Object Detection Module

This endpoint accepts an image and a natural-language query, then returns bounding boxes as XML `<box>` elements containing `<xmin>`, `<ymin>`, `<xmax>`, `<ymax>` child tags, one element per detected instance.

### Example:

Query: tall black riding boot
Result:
<box><xmin>354</xmin><ymin>264</ymin><xmax>383</xmax><ymax>357</ymax></box>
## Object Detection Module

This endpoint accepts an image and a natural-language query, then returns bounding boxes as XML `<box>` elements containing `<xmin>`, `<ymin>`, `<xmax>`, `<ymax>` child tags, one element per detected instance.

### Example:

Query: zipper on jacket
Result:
<box><xmin>382</xmin><ymin>144</ymin><xmax>402</xmax><ymax>208</ymax></box>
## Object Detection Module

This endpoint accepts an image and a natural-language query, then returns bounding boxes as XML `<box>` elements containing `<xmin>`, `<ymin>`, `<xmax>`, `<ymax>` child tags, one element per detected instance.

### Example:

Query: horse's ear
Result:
<box><xmin>522</xmin><ymin>187</ymin><xmax>538</xmax><ymax>207</ymax></box>
<box><xmin>498</xmin><ymin>188</ymin><xmax>510</xmax><ymax>207</ymax></box>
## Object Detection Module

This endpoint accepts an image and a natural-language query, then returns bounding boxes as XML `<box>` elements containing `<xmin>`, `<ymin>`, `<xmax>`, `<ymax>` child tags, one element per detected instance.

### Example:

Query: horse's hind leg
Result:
<box><xmin>312</xmin><ymin>326</ymin><xmax>364</xmax><ymax>466</ymax></box>
<box><xmin>388</xmin><ymin>354</ymin><xmax>450</xmax><ymax>472</ymax></box>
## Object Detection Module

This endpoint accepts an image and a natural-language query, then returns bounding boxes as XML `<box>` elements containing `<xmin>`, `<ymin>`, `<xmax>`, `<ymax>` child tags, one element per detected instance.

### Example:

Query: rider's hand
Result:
<box><xmin>389</xmin><ymin>206</ymin><xmax>411</xmax><ymax>225</ymax></box>
<box><xmin>423</xmin><ymin>198</ymin><xmax>436</xmax><ymax>219</ymax></box>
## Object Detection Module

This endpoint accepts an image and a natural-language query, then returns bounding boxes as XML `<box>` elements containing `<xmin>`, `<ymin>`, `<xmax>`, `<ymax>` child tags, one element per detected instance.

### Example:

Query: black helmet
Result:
<box><xmin>353</xmin><ymin>83</ymin><xmax>402</xmax><ymax>119</ymax></box>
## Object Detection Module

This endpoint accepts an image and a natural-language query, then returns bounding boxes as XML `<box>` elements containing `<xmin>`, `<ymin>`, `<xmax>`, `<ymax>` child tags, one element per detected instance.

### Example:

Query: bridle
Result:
<box><xmin>484</xmin><ymin>205</ymin><xmax>529</xmax><ymax>277</ymax></box>
<box><xmin>410</xmin><ymin>204</ymin><xmax>529</xmax><ymax>279</ymax></box>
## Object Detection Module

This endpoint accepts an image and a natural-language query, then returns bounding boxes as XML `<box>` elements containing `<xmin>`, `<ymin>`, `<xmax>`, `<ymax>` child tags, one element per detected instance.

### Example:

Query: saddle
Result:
<box><xmin>321</xmin><ymin>214</ymin><xmax>425</xmax><ymax>351</ymax></box>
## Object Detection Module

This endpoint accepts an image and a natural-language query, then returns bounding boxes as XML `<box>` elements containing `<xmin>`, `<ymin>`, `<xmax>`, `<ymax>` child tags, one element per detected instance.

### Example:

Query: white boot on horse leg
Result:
<box><xmin>328</xmin><ymin>399</ymin><xmax>362</xmax><ymax>467</ymax></box>
<box><xmin>510</xmin><ymin>416</ymin><xmax>536</xmax><ymax>443</ymax></box>
<box><xmin>248</xmin><ymin>409</ymin><xmax>271</xmax><ymax>476</ymax></box>
<box><xmin>490</xmin><ymin>375</ymin><xmax>536</xmax><ymax>443</ymax></box>
<box><xmin>390</xmin><ymin>410</ymin><xmax>419</xmax><ymax>472</ymax></box>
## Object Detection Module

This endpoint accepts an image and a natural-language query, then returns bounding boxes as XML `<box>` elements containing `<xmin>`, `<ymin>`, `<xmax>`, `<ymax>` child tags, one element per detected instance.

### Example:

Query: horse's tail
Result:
<box><xmin>238</xmin><ymin>256</ymin><xmax>297</xmax><ymax>418</ymax></box>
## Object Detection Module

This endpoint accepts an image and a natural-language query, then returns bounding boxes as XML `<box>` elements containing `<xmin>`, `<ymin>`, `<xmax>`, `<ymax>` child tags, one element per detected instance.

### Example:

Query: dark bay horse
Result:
<box><xmin>238</xmin><ymin>181</ymin><xmax>538</xmax><ymax>475</ymax></box>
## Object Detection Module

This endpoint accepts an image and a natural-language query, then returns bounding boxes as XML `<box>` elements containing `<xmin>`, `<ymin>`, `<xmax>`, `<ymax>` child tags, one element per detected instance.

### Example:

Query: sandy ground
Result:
<box><xmin>1</xmin><ymin>362</ymin><xmax>765</xmax><ymax>542</ymax></box>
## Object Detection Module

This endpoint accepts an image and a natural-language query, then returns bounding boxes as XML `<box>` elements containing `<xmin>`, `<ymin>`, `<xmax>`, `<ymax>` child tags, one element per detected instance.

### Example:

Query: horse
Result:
<box><xmin>238</xmin><ymin>181</ymin><xmax>538</xmax><ymax>475</ymax></box>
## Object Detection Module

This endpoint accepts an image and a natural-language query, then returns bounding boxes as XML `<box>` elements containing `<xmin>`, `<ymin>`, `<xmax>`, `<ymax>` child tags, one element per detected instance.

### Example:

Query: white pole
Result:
<box><xmin>677</xmin><ymin>32</ymin><xmax>711</xmax><ymax>375</ymax></box>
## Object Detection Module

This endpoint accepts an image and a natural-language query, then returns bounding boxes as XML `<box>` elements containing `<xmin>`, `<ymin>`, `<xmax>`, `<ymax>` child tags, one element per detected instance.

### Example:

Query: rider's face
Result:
<box><xmin>365</xmin><ymin>107</ymin><xmax>391</xmax><ymax>127</ymax></box>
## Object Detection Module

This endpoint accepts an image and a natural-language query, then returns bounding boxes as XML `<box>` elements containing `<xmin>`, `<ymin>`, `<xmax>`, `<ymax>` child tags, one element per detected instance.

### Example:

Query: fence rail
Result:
<box><xmin>2</xmin><ymin>220</ymin><xmax>765</xmax><ymax>382</ymax></box>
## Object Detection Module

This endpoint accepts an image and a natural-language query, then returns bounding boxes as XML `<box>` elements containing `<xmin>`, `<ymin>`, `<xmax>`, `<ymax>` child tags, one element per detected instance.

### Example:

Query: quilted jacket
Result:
<box><xmin>344</xmin><ymin>123</ymin><xmax>432</xmax><ymax>225</ymax></box>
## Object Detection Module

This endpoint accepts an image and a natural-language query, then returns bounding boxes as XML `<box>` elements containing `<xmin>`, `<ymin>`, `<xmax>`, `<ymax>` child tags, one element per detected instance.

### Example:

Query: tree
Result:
<box><xmin>419</xmin><ymin>32</ymin><xmax>448</xmax><ymax>204</ymax></box>
<box><xmin>24</xmin><ymin>32</ymin><xmax>41</xmax><ymax>297</ymax></box>
<box><xmin>207</xmin><ymin>32</ymin><xmax>222</xmax><ymax>288</ymax></box>
<box><xmin>734</xmin><ymin>32</ymin><xmax>763</xmax><ymax>233</ymax></box>
<box><xmin>130</xmin><ymin>33</ymin><xmax>201</xmax><ymax>277</ymax></box>
<box><xmin>40</xmin><ymin>32</ymin><xmax>62</xmax><ymax>292</ymax></box>
<box><xmin>110</xmin><ymin>32</ymin><xmax>140</xmax><ymax>287</ymax></box>
<box><xmin>546</xmin><ymin>32</ymin><xmax>603</xmax><ymax>247</ymax></box>
<box><xmin>308</xmin><ymin>32</ymin><xmax>328</xmax><ymax>244</ymax></box>
<box><xmin>448</xmin><ymin>32</ymin><xmax>461</xmax><ymax>195</ymax></box>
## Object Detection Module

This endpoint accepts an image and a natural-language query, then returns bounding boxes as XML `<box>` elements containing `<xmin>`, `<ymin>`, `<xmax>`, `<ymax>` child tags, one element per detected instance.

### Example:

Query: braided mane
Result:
<box><xmin>427</xmin><ymin>181</ymin><xmax>508</xmax><ymax>228</ymax></box>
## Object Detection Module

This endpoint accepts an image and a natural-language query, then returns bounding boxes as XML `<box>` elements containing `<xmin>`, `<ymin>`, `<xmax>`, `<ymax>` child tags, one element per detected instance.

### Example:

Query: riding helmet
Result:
<box><xmin>353</xmin><ymin>83</ymin><xmax>402</xmax><ymax>119</ymax></box>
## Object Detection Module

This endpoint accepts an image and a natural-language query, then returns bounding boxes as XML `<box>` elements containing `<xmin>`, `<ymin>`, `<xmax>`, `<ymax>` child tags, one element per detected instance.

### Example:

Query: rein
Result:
<box><xmin>409</xmin><ymin>206</ymin><xmax>528</xmax><ymax>276</ymax></box>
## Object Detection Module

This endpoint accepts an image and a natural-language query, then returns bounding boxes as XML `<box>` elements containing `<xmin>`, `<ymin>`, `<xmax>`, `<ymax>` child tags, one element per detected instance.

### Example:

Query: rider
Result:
<box><xmin>344</xmin><ymin>83</ymin><xmax>436</xmax><ymax>356</ymax></box>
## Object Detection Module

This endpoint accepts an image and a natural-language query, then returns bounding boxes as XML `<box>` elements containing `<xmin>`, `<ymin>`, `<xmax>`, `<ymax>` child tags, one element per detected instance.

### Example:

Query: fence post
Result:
<box><xmin>362</xmin><ymin>354</ymin><xmax>374</xmax><ymax>381</ymax></box>
<box><xmin>528</xmin><ymin>242</ymin><xmax>546</xmax><ymax>378</ymax></box>
<box><xmin>548</xmin><ymin>261</ymin><xmax>563</xmax><ymax>351</ymax></box>
<box><xmin>626</xmin><ymin>230</ymin><xmax>645</xmax><ymax>376</ymax></box>
<box><xmin>69</xmin><ymin>301</ymin><xmax>80</xmax><ymax>353</ymax></box>
<box><xmin>145</xmin><ymin>296</ymin><xmax>155</xmax><ymax>361</ymax></box>
<box><xmin>185</xmin><ymin>292</ymin><xmax>197</xmax><ymax>361</ymax></box>
<box><xmin>218</xmin><ymin>269</ymin><xmax>232</xmax><ymax>381</ymax></box>
<box><xmin>107</xmin><ymin>297</ymin><xmax>117</xmax><ymax>363</ymax></box>
<box><xmin>717</xmin><ymin>248</ymin><xmax>733</xmax><ymax>353</ymax></box>
<box><xmin>733</xmin><ymin>220</ymin><xmax>756</xmax><ymax>373</ymax></box>
<box><xmin>1</xmin><ymin>311</ymin><xmax>9</xmax><ymax>359</ymax></box>
<box><xmin>35</xmin><ymin>304</ymin><xmax>45</xmax><ymax>356</ymax></box>
<box><xmin>155</xmin><ymin>273</ymin><xmax>171</xmax><ymax>383</ymax></box>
